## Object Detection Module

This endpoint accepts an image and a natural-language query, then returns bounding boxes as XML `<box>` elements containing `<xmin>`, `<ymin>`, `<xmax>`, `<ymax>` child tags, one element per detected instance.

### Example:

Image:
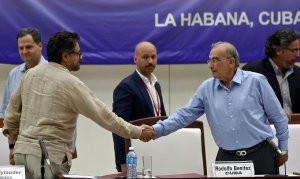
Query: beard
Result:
<box><xmin>284</xmin><ymin>58</ymin><xmax>296</xmax><ymax>70</ymax></box>
<box><xmin>71</xmin><ymin>62</ymin><xmax>80</xmax><ymax>71</ymax></box>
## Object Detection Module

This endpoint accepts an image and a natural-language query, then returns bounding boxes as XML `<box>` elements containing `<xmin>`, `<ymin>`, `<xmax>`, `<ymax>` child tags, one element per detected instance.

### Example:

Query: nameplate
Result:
<box><xmin>0</xmin><ymin>165</ymin><xmax>25</xmax><ymax>179</ymax></box>
<box><xmin>212</xmin><ymin>161</ymin><xmax>254</xmax><ymax>177</ymax></box>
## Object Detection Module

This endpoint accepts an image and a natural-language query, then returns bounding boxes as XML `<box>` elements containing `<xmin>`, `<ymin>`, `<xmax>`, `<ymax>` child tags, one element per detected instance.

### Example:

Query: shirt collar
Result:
<box><xmin>19</xmin><ymin>63</ymin><xmax>27</xmax><ymax>73</ymax></box>
<box><xmin>232</xmin><ymin>68</ymin><xmax>242</xmax><ymax>85</ymax></box>
<box><xmin>19</xmin><ymin>56</ymin><xmax>48</xmax><ymax>73</ymax></box>
<box><xmin>49</xmin><ymin>62</ymin><xmax>70</xmax><ymax>72</ymax></box>
<box><xmin>136</xmin><ymin>69</ymin><xmax>157</xmax><ymax>85</ymax></box>
<box><xmin>269</xmin><ymin>58</ymin><xmax>294</xmax><ymax>76</ymax></box>
<box><xmin>217</xmin><ymin>68</ymin><xmax>242</xmax><ymax>88</ymax></box>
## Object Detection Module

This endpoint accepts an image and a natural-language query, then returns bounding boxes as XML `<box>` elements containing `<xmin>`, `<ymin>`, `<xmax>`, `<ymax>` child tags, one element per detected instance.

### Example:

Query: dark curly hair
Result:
<box><xmin>47</xmin><ymin>31</ymin><xmax>80</xmax><ymax>63</ymax></box>
<box><xmin>265</xmin><ymin>28</ymin><xmax>300</xmax><ymax>58</ymax></box>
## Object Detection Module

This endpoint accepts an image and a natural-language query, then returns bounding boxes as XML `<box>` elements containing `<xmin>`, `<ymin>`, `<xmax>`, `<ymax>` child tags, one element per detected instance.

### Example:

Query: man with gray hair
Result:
<box><xmin>243</xmin><ymin>28</ymin><xmax>300</xmax><ymax>114</ymax></box>
<box><xmin>148</xmin><ymin>42</ymin><xmax>289</xmax><ymax>174</ymax></box>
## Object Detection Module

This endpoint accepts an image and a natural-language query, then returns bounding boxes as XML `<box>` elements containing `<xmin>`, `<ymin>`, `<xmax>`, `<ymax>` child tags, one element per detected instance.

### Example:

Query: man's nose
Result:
<box><xmin>20</xmin><ymin>48</ymin><xmax>27</xmax><ymax>54</ymax></box>
<box><xmin>148</xmin><ymin>57</ymin><xmax>155</xmax><ymax>63</ymax></box>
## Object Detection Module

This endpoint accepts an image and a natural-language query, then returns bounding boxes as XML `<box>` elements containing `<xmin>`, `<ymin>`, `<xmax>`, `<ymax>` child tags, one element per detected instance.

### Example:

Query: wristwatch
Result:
<box><xmin>281</xmin><ymin>150</ymin><xmax>288</xmax><ymax>155</ymax></box>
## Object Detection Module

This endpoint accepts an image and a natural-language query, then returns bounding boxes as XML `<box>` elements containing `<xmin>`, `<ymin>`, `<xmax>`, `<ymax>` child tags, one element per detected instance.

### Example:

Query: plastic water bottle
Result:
<box><xmin>126</xmin><ymin>146</ymin><xmax>137</xmax><ymax>178</ymax></box>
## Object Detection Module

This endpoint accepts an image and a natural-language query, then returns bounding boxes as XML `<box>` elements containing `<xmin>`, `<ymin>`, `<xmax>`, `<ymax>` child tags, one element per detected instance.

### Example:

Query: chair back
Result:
<box><xmin>0</xmin><ymin>128</ymin><xmax>9</xmax><ymax>165</ymax></box>
<box><xmin>270</xmin><ymin>118</ymin><xmax>300</xmax><ymax>174</ymax></box>
<box><xmin>125</xmin><ymin>116</ymin><xmax>207</xmax><ymax>175</ymax></box>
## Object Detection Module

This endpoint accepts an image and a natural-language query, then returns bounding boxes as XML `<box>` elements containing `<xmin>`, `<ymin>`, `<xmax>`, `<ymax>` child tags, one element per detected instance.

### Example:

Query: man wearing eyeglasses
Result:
<box><xmin>243</xmin><ymin>28</ymin><xmax>300</xmax><ymax>115</ymax></box>
<box><xmin>2</xmin><ymin>31</ymin><xmax>153</xmax><ymax>178</ymax></box>
<box><xmin>148</xmin><ymin>42</ymin><xmax>289</xmax><ymax>175</ymax></box>
<box><xmin>1</xmin><ymin>28</ymin><xmax>78</xmax><ymax>165</ymax></box>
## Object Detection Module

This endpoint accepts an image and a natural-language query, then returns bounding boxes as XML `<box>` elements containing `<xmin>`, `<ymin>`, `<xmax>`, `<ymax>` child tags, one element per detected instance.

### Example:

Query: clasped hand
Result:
<box><xmin>139</xmin><ymin>124</ymin><xmax>156</xmax><ymax>142</ymax></box>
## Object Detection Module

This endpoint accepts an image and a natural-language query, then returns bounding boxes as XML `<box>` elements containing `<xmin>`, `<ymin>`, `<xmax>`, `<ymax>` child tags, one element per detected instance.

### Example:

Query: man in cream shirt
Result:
<box><xmin>2</xmin><ymin>31</ymin><xmax>152</xmax><ymax>178</ymax></box>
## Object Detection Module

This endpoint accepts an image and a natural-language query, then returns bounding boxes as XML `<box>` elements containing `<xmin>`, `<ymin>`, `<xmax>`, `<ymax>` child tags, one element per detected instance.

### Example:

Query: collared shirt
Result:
<box><xmin>269</xmin><ymin>58</ymin><xmax>293</xmax><ymax>113</ymax></box>
<box><xmin>0</xmin><ymin>56</ymin><xmax>48</xmax><ymax>118</ymax></box>
<box><xmin>153</xmin><ymin>68</ymin><xmax>289</xmax><ymax>151</ymax></box>
<box><xmin>3</xmin><ymin>62</ymin><xmax>142</xmax><ymax>165</ymax></box>
<box><xmin>136</xmin><ymin>69</ymin><xmax>161</xmax><ymax>116</ymax></box>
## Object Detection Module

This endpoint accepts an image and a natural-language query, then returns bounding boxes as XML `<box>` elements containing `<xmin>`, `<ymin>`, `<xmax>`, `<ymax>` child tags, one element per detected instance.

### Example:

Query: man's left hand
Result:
<box><xmin>9</xmin><ymin>149</ymin><xmax>15</xmax><ymax>165</ymax></box>
<box><xmin>276</xmin><ymin>152</ymin><xmax>288</xmax><ymax>167</ymax></box>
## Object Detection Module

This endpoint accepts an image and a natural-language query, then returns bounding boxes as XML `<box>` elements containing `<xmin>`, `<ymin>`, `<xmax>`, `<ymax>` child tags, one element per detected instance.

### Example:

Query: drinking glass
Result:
<box><xmin>142</xmin><ymin>155</ymin><xmax>152</xmax><ymax>178</ymax></box>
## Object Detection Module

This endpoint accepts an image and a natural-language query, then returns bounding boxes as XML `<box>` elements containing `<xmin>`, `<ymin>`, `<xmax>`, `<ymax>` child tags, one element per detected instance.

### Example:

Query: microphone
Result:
<box><xmin>39</xmin><ymin>139</ymin><xmax>51</xmax><ymax>166</ymax></box>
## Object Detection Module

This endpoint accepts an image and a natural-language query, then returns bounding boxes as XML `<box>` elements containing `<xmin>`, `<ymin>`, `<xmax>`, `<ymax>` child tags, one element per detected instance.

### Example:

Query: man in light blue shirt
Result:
<box><xmin>0</xmin><ymin>28</ymin><xmax>48</xmax><ymax>164</ymax></box>
<box><xmin>1</xmin><ymin>28</ymin><xmax>48</xmax><ymax>122</ymax></box>
<box><xmin>151</xmin><ymin>42</ymin><xmax>289</xmax><ymax>175</ymax></box>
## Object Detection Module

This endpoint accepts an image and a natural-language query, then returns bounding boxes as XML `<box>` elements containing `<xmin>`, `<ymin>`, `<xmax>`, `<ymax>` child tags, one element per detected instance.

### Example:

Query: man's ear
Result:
<box><xmin>229</xmin><ymin>57</ymin><xmax>236</xmax><ymax>65</ymax></box>
<box><xmin>61</xmin><ymin>51</ymin><xmax>69</xmax><ymax>62</ymax></box>
<box><xmin>60</xmin><ymin>52</ymin><xmax>70</xmax><ymax>68</ymax></box>
<box><xmin>275</xmin><ymin>47</ymin><xmax>283</xmax><ymax>55</ymax></box>
<box><xmin>38</xmin><ymin>42</ymin><xmax>42</xmax><ymax>50</ymax></box>
<box><xmin>134</xmin><ymin>55</ymin><xmax>137</xmax><ymax>64</ymax></box>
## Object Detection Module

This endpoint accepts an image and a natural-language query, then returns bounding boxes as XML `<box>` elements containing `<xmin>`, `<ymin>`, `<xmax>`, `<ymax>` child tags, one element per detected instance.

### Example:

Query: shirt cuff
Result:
<box><xmin>278</xmin><ymin>140</ymin><xmax>288</xmax><ymax>151</ymax></box>
<box><xmin>9</xmin><ymin>144</ymin><xmax>14</xmax><ymax>149</ymax></box>
<box><xmin>152</xmin><ymin>124</ymin><xmax>163</xmax><ymax>139</ymax></box>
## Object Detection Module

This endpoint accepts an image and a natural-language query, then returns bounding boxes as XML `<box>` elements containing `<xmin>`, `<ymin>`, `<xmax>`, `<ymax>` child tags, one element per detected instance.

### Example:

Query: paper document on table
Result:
<box><xmin>62</xmin><ymin>174</ymin><xmax>97</xmax><ymax>178</ymax></box>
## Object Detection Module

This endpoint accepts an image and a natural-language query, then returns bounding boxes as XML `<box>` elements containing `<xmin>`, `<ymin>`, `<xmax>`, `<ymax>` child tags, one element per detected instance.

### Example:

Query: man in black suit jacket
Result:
<box><xmin>243</xmin><ymin>28</ymin><xmax>300</xmax><ymax>114</ymax></box>
<box><xmin>112</xmin><ymin>41</ymin><xmax>166</xmax><ymax>172</ymax></box>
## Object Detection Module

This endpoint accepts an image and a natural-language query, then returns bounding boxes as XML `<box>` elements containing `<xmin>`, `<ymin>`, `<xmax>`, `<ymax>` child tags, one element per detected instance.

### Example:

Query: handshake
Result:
<box><xmin>139</xmin><ymin>124</ymin><xmax>156</xmax><ymax>142</ymax></box>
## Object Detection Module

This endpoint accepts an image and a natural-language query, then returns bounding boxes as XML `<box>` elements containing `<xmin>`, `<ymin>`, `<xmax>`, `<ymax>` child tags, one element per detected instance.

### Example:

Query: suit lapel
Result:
<box><xmin>288</xmin><ymin>71</ymin><xmax>297</xmax><ymax>109</ymax></box>
<box><xmin>262</xmin><ymin>58</ymin><xmax>282</xmax><ymax>101</ymax></box>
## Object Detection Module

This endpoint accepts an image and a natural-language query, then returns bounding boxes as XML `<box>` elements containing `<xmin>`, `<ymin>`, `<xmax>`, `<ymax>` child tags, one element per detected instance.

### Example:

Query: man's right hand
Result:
<box><xmin>9</xmin><ymin>149</ymin><xmax>15</xmax><ymax>165</ymax></box>
<box><xmin>139</xmin><ymin>125</ymin><xmax>155</xmax><ymax>142</ymax></box>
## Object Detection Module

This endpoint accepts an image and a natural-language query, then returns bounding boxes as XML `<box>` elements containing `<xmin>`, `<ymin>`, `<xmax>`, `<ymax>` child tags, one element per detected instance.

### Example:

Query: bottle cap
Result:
<box><xmin>129</xmin><ymin>146</ymin><xmax>135</xmax><ymax>150</ymax></box>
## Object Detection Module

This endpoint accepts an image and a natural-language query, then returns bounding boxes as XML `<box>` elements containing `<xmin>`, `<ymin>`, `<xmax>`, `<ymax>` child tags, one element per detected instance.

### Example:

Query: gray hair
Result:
<box><xmin>211</xmin><ymin>41</ymin><xmax>240</xmax><ymax>67</ymax></box>
<box><xmin>265</xmin><ymin>28</ymin><xmax>300</xmax><ymax>57</ymax></box>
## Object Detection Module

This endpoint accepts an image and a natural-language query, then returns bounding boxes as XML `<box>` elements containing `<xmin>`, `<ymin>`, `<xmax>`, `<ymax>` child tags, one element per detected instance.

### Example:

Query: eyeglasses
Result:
<box><xmin>71</xmin><ymin>51</ymin><xmax>82</xmax><ymax>57</ymax></box>
<box><xmin>207</xmin><ymin>57</ymin><xmax>228</xmax><ymax>65</ymax></box>
<box><xmin>285</xmin><ymin>48</ymin><xmax>300</xmax><ymax>55</ymax></box>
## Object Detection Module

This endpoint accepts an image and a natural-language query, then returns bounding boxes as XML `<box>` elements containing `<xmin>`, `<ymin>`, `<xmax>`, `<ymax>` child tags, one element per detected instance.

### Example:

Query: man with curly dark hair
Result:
<box><xmin>243</xmin><ymin>28</ymin><xmax>300</xmax><ymax>114</ymax></box>
<box><xmin>2</xmin><ymin>31</ymin><xmax>152</xmax><ymax>178</ymax></box>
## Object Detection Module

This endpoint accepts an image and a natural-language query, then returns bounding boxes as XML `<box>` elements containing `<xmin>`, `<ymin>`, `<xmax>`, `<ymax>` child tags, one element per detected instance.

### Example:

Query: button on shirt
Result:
<box><xmin>0</xmin><ymin>57</ymin><xmax>48</xmax><ymax>118</ymax></box>
<box><xmin>153</xmin><ymin>69</ymin><xmax>289</xmax><ymax>151</ymax></box>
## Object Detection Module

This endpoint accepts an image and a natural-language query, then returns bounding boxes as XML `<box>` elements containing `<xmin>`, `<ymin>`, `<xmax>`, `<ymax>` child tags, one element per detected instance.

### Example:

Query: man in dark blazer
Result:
<box><xmin>112</xmin><ymin>41</ymin><xmax>166</xmax><ymax>172</ymax></box>
<box><xmin>243</xmin><ymin>28</ymin><xmax>300</xmax><ymax>114</ymax></box>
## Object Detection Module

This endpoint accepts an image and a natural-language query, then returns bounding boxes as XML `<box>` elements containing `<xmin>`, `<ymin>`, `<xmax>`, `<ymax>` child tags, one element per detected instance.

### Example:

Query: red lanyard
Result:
<box><xmin>144</xmin><ymin>83</ymin><xmax>161</xmax><ymax>116</ymax></box>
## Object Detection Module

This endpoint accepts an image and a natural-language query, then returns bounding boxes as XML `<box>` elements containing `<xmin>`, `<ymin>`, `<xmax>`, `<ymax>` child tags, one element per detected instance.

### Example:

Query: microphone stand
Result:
<box><xmin>41</xmin><ymin>149</ymin><xmax>46</xmax><ymax>179</ymax></box>
<box><xmin>39</xmin><ymin>139</ymin><xmax>54</xmax><ymax>178</ymax></box>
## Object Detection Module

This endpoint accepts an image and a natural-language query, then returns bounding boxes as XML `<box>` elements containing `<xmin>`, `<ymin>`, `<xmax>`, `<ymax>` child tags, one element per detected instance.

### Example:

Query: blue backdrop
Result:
<box><xmin>0</xmin><ymin>0</ymin><xmax>299</xmax><ymax>64</ymax></box>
